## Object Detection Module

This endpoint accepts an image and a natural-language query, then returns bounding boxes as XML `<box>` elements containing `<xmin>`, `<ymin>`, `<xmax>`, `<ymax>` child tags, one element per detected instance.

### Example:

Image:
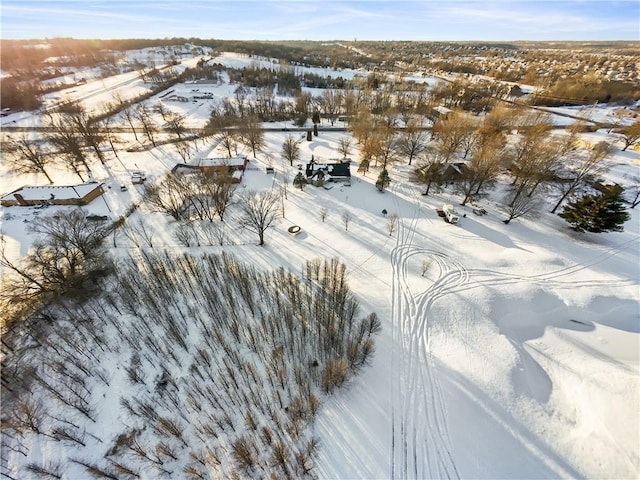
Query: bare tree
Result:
<box><xmin>238</xmin><ymin>190</ymin><xmax>280</xmax><ymax>245</ymax></box>
<box><xmin>318</xmin><ymin>89</ymin><xmax>343</xmax><ymax>126</ymax></box>
<box><xmin>29</xmin><ymin>209</ymin><xmax>109</xmax><ymax>257</ymax></box>
<box><xmin>173</xmin><ymin>222</ymin><xmax>194</xmax><ymax>247</ymax></box>
<box><xmin>371</xmin><ymin>126</ymin><xmax>398</xmax><ymax>169</ymax></box>
<box><xmin>24</xmin><ymin>461</ymin><xmax>64</xmax><ymax>479</ymax></box>
<box><xmin>282</xmin><ymin>135</ymin><xmax>300</xmax><ymax>166</ymax></box>
<box><xmin>113</xmin><ymin>92</ymin><xmax>140</xmax><ymax>141</ymax></box>
<box><xmin>387</xmin><ymin>213</ymin><xmax>399</xmax><ymax>236</ymax></box>
<box><xmin>166</xmin><ymin>113</ymin><xmax>187</xmax><ymax>141</ymax></box>
<box><xmin>411</xmin><ymin>148</ymin><xmax>447</xmax><ymax>195</ymax></box>
<box><xmin>622</xmin><ymin>174</ymin><xmax>640</xmax><ymax>209</ymax></box>
<box><xmin>457</xmin><ymin>133</ymin><xmax>505</xmax><ymax>205</ymax></box>
<box><xmin>44</xmin><ymin>112</ymin><xmax>91</xmax><ymax>179</ymax></box>
<box><xmin>200</xmin><ymin>221</ymin><xmax>226</xmax><ymax>246</ymax></box>
<box><xmin>507</xmin><ymin>120</ymin><xmax>556</xmax><ymax>199</ymax></box>
<box><xmin>218</xmin><ymin>129</ymin><xmax>239</xmax><ymax>157</ymax></box>
<box><xmin>10</xmin><ymin>398</ymin><xmax>47</xmax><ymax>435</ymax></box>
<box><xmin>240</xmin><ymin>115</ymin><xmax>265</xmax><ymax>157</ymax></box>
<box><xmin>396</xmin><ymin>117</ymin><xmax>429</xmax><ymax>165</ymax></box>
<box><xmin>188</xmin><ymin>170</ymin><xmax>237</xmax><ymax>222</ymax></box>
<box><xmin>5</xmin><ymin>133</ymin><xmax>55</xmax><ymax>184</ymax></box>
<box><xmin>234</xmin><ymin>85</ymin><xmax>249</xmax><ymax>118</ymax></box>
<box><xmin>125</xmin><ymin>219</ymin><xmax>154</xmax><ymax>247</ymax></box>
<box><xmin>421</xmin><ymin>259</ymin><xmax>432</xmax><ymax>277</ymax></box>
<box><xmin>501</xmin><ymin>189</ymin><xmax>541</xmax><ymax>224</ymax></box>
<box><xmin>135</xmin><ymin>104</ymin><xmax>158</xmax><ymax>147</ymax></box>
<box><xmin>431</xmin><ymin>111</ymin><xmax>469</xmax><ymax>162</ymax></box>
<box><xmin>618</xmin><ymin>120</ymin><xmax>640</xmax><ymax>151</ymax></box>
<box><xmin>337</xmin><ymin>137</ymin><xmax>352</xmax><ymax>160</ymax></box>
<box><xmin>101</xmin><ymin>114</ymin><xmax>122</xmax><ymax>160</ymax></box>
<box><xmin>1</xmin><ymin>210</ymin><xmax>109</xmax><ymax>308</ymax></box>
<box><xmin>173</xmin><ymin>140</ymin><xmax>191</xmax><ymax>162</ymax></box>
<box><xmin>342</xmin><ymin>211</ymin><xmax>352</xmax><ymax>231</ymax></box>
<box><xmin>144</xmin><ymin>174</ymin><xmax>192</xmax><ymax>220</ymax></box>
<box><xmin>0</xmin><ymin>234</ymin><xmax>49</xmax><ymax>307</ymax></box>
<box><xmin>65</xmin><ymin>103</ymin><xmax>108</xmax><ymax>165</ymax></box>
<box><xmin>348</xmin><ymin>106</ymin><xmax>375</xmax><ymax>146</ymax></box>
<box><xmin>483</xmin><ymin>103</ymin><xmax>521</xmax><ymax>134</ymax></box>
<box><xmin>550</xmin><ymin>141</ymin><xmax>613</xmax><ymax>213</ymax></box>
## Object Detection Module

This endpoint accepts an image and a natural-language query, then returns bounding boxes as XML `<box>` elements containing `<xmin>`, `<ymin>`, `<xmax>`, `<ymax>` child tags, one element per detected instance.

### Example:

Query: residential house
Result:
<box><xmin>172</xmin><ymin>155</ymin><xmax>249</xmax><ymax>183</ymax></box>
<box><xmin>305</xmin><ymin>160</ymin><xmax>351</xmax><ymax>185</ymax></box>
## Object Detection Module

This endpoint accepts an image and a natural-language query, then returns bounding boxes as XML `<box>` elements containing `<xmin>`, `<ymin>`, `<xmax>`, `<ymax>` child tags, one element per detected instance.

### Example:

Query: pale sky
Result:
<box><xmin>1</xmin><ymin>0</ymin><xmax>638</xmax><ymax>41</ymax></box>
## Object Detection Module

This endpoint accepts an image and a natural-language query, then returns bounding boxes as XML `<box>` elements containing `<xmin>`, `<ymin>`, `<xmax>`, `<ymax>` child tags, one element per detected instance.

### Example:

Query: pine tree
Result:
<box><xmin>559</xmin><ymin>187</ymin><xmax>630</xmax><ymax>233</ymax></box>
<box><xmin>293</xmin><ymin>172</ymin><xmax>307</xmax><ymax>191</ymax></box>
<box><xmin>375</xmin><ymin>169</ymin><xmax>391</xmax><ymax>192</ymax></box>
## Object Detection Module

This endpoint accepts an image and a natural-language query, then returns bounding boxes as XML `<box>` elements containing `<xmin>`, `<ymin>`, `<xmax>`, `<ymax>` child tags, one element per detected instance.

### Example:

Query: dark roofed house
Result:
<box><xmin>441</xmin><ymin>162</ymin><xmax>471</xmax><ymax>183</ymax></box>
<box><xmin>305</xmin><ymin>160</ymin><xmax>351</xmax><ymax>186</ymax></box>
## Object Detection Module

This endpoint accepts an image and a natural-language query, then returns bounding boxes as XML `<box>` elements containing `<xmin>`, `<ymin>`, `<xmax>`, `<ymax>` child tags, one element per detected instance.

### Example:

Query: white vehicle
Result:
<box><xmin>442</xmin><ymin>204</ymin><xmax>460</xmax><ymax>224</ymax></box>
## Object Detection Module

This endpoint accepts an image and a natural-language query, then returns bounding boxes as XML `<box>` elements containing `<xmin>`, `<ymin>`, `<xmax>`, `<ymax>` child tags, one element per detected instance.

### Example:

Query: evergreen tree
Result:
<box><xmin>293</xmin><ymin>172</ymin><xmax>307</xmax><ymax>191</ymax></box>
<box><xmin>559</xmin><ymin>187</ymin><xmax>630</xmax><ymax>233</ymax></box>
<box><xmin>375</xmin><ymin>169</ymin><xmax>391</xmax><ymax>192</ymax></box>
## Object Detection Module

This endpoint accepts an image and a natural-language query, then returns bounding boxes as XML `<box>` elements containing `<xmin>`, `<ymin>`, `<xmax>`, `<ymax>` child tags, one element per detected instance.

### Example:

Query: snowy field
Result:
<box><xmin>1</xmin><ymin>51</ymin><xmax>639</xmax><ymax>479</ymax></box>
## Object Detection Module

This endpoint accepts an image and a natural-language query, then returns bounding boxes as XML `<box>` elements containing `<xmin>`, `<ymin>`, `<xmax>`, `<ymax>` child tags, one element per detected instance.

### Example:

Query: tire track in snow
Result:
<box><xmin>387</xmin><ymin>182</ymin><xmax>636</xmax><ymax>479</ymax></box>
<box><xmin>389</xmin><ymin>232</ymin><xmax>635</xmax><ymax>478</ymax></box>
<box><xmin>390</xmin><ymin>180</ymin><xmax>461</xmax><ymax>479</ymax></box>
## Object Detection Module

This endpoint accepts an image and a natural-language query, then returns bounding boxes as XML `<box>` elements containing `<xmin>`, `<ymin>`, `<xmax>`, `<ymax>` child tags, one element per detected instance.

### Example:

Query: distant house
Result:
<box><xmin>171</xmin><ymin>155</ymin><xmax>249</xmax><ymax>183</ymax></box>
<box><xmin>431</xmin><ymin>105</ymin><xmax>453</xmax><ymax>120</ymax></box>
<box><xmin>441</xmin><ymin>162</ymin><xmax>471</xmax><ymax>183</ymax></box>
<box><xmin>305</xmin><ymin>160</ymin><xmax>351</xmax><ymax>185</ymax></box>
<box><xmin>0</xmin><ymin>183</ymin><xmax>104</xmax><ymax>207</ymax></box>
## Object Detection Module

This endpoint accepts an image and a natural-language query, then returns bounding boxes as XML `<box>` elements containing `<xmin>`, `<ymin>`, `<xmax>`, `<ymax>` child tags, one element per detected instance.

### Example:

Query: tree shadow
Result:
<box><xmin>488</xmin><ymin>289</ymin><xmax>631</xmax><ymax>404</ymax></box>
<box><xmin>459</xmin><ymin>216</ymin><xmax>531</xmax><ymax>251</ymax></box>
<box><xmin>435</xmin><ymin>358</ymin><xmax>586</xmax><ymax>479</ymax></box>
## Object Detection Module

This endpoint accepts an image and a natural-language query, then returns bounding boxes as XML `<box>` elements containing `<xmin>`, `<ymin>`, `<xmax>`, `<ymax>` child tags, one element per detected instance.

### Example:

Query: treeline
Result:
<box><xmin>531</xmin><ymin>75</ymin><xmax>640</xmax><ymax>106</ymax></box>
<box><xmin>226</xmin><ymin>64</ymin><xmax>301</xmax><ymax>96</ymax></box>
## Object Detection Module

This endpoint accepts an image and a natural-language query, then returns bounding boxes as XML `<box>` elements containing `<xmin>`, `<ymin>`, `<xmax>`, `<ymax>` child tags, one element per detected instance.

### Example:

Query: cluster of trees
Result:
<box><xmin>1</xmin><ymin>252</ymin><xmax>380</xmax><ymax>479</ymax></box>
<box><xmin>301</xmin><ymin>72</ymin><xmax>349</xmax><ymax>89</ymax></box>
<box><xmin>405</xmin><ymin>107</ymin><xmax>630</xmax><ymax>230</ymax></box>
<box><xmin>0</xmin><ymin>209</ymin><xmax>112</xmax><ymax>326</ymax></box>
<box><xmin>205</xmin><ymin>84</ymin><xmax>360</xmax><ymax>126</ymax></box>
<box><xmin>4</xmin><ymin>93</ymin><xmax>198</xmax><ymax>183</ymax></box>
<box><xmin>227</xmin><ymin>63</ymin><xmax>301</xmax><ymax>96</ymax></box>
<box><xmin>530</xmin><ymin>74</ymin><xmax>640</xmax><ymax>106</ymax></box>
<box><xmin>144</xmin><ymin>170</ymin><xmax>237</xmax><ymax>223</ymax></box>
<box><xmin>349</xmin><ymin>108</ymin><xmax>430</xmax><ymax>184</ymax></box>
<box><xmin>142</xmin><ymin>167</ymin><xmax>285</xmax><ymax>247</ymax></box>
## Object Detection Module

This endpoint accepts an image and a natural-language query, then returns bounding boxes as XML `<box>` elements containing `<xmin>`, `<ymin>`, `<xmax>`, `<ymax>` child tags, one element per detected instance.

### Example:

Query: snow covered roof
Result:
<box><xmin>1</xmin><ymin>183</ymin><xmax>103</xmax><ymax>202</ymax></box>
<box><xmin>305</xmin><ymin>162</ymin><xmax>351</xmax><ymax>178</ymax></box>
<box><xmin>187</xmin><ymin>155</ymin><xmax>247</xmax><ymax>168</ymax></box>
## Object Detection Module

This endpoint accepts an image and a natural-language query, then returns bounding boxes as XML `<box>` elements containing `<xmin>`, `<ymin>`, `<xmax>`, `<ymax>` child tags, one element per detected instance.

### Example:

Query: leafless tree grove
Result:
<box><xmin>1</xmin><ymin>253</ymin><xmax>379</xmax><ymax>479</ymax></box>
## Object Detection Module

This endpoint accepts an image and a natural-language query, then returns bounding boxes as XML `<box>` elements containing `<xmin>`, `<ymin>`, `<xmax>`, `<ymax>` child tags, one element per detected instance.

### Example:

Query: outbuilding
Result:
<box><xmin>0</xmin><ymin>183</ymin><xmax>105</xmax><ymax>207</ymax></box>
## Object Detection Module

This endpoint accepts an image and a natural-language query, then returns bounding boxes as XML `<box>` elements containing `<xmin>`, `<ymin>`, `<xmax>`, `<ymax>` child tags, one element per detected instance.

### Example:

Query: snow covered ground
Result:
<box><xmin>1</xmin><ymin>51</ymin><xmax>639</xmax><ymax>479</ymax></box>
